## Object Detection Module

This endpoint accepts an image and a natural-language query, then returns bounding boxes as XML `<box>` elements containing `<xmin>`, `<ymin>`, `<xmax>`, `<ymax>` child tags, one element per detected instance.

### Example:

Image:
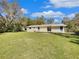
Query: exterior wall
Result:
<box><xmin>27</xmin><ymin>27</ymin><xmax>38</xmax><ymax>32</ymax></box>
<box><xmin>27</xmin><ymin>26</ymin><xmax>65</xmax><ymax>33</ymax></box>
<box><xmin>39</xmin><ymin>27</ymin><xmax>47</xmax><ymax>32</ymax></box>
<box><xmin>51</xmin><ymin>26</ymin><xmax>64</xmax><ymax>33</ymax></box>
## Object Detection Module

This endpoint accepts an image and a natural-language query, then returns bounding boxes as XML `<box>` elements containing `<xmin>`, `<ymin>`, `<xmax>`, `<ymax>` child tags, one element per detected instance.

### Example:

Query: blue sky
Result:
<box><xmin>10</xmin><ymin>0</ymin><xmax>79</xmax><ymax>20</ymax></box>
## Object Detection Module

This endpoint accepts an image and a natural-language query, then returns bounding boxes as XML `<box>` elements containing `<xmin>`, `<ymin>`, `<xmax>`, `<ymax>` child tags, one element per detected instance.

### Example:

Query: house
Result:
<box><xmin>27</xmin><ymin>24</ymin><xmax>66</xmax><ymax>33</ymax></box>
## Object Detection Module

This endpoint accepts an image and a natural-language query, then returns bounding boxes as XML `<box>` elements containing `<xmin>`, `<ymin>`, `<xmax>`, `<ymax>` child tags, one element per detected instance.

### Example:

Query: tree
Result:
<box><xmin>33</xmin><ymin>16</ymin><xmax>45</xmax><ymax>25</ymax></box>
<box><xmin>62</xmin><ymin>17</ymin><xmax>70</xmax><ymax>24</ymax></box>
<box><xmin>0</xmin><ymin>0</ymin><xmax>24</xmax><ymax>32</ymax></box>
<box><xmin>74</xmin><ymin>13</ymin><xmax>79</xmax><ymax>26</ymax></box>
<box><xmin>46</xmin><ymin>18</ymin><xmax>54</xmax><ymax>24</ymax></box>
<box><xmin>63</xmin><ymin>14</ymin><xmax>79</xmax><ymax>32</ymax></box>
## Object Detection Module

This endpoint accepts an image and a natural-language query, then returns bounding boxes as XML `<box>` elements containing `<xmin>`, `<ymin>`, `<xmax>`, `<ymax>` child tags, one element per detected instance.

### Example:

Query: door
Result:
<box><xmin>60</xmin><ymin>26</ymin><xmax>63</xmax><ymax>31</ymax></box>
<box><xmin>47</xmin><ymin>26</ymin><xmax>51</xmax><ymax>32</ymax></box>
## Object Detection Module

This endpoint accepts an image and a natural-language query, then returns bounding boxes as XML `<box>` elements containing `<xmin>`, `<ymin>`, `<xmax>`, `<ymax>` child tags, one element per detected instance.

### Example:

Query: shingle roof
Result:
<box><xmin>27</xmin><ymin>24</ymin><xmax>66</xmax><ymax>27</ymax></box>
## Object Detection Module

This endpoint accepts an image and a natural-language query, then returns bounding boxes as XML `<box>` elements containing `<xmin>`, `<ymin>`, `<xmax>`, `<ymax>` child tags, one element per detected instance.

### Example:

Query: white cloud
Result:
<box><xmin>31</xmin><ymin>10</ymin><xmax>65</xmax><ymax>18</ymax></box>
<box><xmin>49</xmin><ymin>0</ymin><xmax>79</xmax><ymax>8</ymax></box>
<box><xmin>31</xmin><ymin>10</ymin><xmax>76</xmax><ymax>20</ymax></box>
<box><xmin>42</xmin><ymin>5</ymin><xmax>52</xmax><ymax>9</ymax></box>
<box><xmin>67</xmin><ymin>13</ymin><xmax>75</xmax><ymax>19</ymax></box>
<box><xmin>21</xmin><ymin>8</ymin><xmax>28</xmax><ymax>14</ymax></box>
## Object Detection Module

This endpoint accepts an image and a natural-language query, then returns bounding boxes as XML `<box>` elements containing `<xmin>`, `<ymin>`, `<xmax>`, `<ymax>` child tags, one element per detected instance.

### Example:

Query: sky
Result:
<box><xmin>10</xmin><ymin>0</ymin><xmax>79</xmax><ymax>21</ymax></box>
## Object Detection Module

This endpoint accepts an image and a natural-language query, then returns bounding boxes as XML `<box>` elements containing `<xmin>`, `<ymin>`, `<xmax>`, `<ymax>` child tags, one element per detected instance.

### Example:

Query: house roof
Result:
<box><xmin>27</xmin><ymin>24</ymin><xmax>66</xmax><ymax>27</ymax></box>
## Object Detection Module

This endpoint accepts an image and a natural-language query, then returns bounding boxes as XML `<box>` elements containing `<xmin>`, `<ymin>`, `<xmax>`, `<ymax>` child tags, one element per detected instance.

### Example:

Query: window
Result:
<box><xmin>29</xmin><ymin>27</ymin><xmax>31</xmax><ymax>29</ymax></box>
<box><xmin>33</xmin><ymin>27</ymin><xmax>35</xmax><ymax>28</ymax></box>
<box><xmin>47</xmin><ymin>26</ymin><xmax>51</xmax><ymax>32</ymax></box>
<box><xmin>38</xmin><ymin>27</ymin><xmax>40</xmax><ymax>30</ymax></box>
<box><xmin>60</xmin><ymin>26</ymin><xmax>63</xmax><ymax>30</ymax></box>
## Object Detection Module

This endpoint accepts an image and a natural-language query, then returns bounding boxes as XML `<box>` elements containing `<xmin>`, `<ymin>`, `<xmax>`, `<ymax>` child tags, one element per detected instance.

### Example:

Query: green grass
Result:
<box><xmin>0</xmin><ymin>32</ymin><xmax>79</xmax><ymax>59</ymax></box>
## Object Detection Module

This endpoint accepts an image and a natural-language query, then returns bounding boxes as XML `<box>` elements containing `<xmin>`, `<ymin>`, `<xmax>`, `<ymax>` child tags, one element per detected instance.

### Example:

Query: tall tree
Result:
<box><xmin>0</xmin><ymin>0</ymin><xmax>24</xmax><ymax>32</ymax></box>
<box><xmin>46</xmin><ymin>18</ymin><xmax>54</xmax><ymax>24</ymax></box>
<box><xmin>62</xmin><ymin>17</ymin><xmax>70</xmax><ymax>24</ymax></box>
<box><xmin>34</xmin><ymin>16</ymin><xmax>45</xmax><ymax>25</ymax></box>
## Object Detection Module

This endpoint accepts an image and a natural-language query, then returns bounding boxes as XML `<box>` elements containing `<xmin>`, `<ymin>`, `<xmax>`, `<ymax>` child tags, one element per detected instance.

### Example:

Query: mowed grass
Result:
<box><xmin>0</xmin><ymin>32</ymin><xmax>79</xmax><ymax>59</ymax></box>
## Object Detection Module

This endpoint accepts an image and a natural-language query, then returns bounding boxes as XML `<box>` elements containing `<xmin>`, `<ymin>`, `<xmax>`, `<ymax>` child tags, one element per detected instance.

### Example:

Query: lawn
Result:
<box><xmin>0</xmin><ymin>32</ymin><xmax>79</xmax><ymax>59</ymax></box>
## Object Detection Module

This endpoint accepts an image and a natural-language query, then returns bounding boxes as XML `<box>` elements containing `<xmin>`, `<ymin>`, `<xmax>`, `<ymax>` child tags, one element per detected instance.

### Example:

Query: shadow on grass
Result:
<box><xmin>70</xmin><ymin>40</ymin><xmax>79</xmax><ymax>45</ymax></box>
<box><xmin>69</xmin><ymin>32</ymin><xmax>79</xmax><ymax>45</ymax></box>
<box><xmin>49</xmin><ymin>32</ymin><xmax>75</xmax><ymax>38</ymax></box>
<box><xmin>75</xmin><ymin>32</ymin><xmax>79</xmax><ymax>35</ymax></box>
<box><xmin>52</xmin><ymin>32</ymin><xmax>79</xmax><ymax>38</ymax></box>
<box><xmin>49</xmin><ymin>32</ymin><xmax>79</xmax><ymax>45</ymax></box>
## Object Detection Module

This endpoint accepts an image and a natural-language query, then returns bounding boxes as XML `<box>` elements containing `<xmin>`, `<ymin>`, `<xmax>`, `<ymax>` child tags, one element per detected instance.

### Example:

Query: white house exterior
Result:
<box><xmin>27</xmin><ymin>24</ymin><xmax>66</xmax><ymax>33</ymax></box>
